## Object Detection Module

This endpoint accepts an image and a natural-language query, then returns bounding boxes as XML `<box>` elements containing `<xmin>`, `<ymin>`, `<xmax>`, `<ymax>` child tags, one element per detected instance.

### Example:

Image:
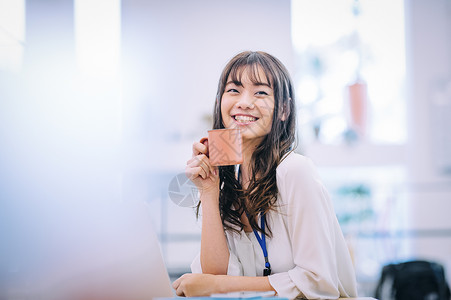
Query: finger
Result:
<box><xmin>186</xmin><ymin>162</ymin><xmax>206</xmax><ymax>179</ymax></box>
<box><xmin>187</xmin><ymin>154</ymin><xmax>208</xmax><ymax>168</ymax></box>
<box><xmin>175</xmin><ymin>286</ymin><xmax>185</xmax><ymax>297</ymax></box>
<box><xmin>192</xmin><ymin>141</ymin><xmax>208</xmax><ymax>157</ymax></box>
<box><xmin>185</xmin><ymin>167</ymin><xmax>199</xmax><ymax>181</ymax></box>
<box><xmin>197</xmin><ymin>156</ymin><xmax>212</xmax><ymax>178</ymax></box>
<box><xmin>188</xmin><ymin>155</ymin><xmax>212</xmax><ymax>177</ymax></box>
<box><xmin>186</xmin><ymin>166</ymin><xmax>208</xmax><ymax>180</ymax></box>
<box><xmin>173</xmin><ymin>276</ymin><xmax>185</xmax><ymax>297</ymax></box>
<box><xmin>174</xmin><ymin>275</ymin><xmax>188</xmax><ymax>297</ymax></box>
<box><xmin>196</xmin><ymin>166</ymin><xmax>208</xmax><ymax>179</ymax></box>
<box><xmin>172</xmin><ymin>277</ymin><xmax>181</xmax><ymax>290</ymax></box>
<box><xmin>201</xmin><ymin>139</ymin><xmax>209</xmax><ymax>156</ymax></box>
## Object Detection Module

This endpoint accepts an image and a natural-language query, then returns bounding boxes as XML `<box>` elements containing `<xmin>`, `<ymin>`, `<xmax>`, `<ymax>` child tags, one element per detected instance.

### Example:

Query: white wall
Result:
<box><xmin>121</xmin><ymin>0</ymin><xmax>293</xmax><ymax>145</ymax></box>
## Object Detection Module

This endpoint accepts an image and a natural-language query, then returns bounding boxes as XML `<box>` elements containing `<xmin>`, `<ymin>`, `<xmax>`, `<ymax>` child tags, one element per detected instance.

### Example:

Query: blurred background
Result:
<box><xmin>1</xmin><ymin>0</ymin><xmax>450</xmax><ymax>298</ymax></box>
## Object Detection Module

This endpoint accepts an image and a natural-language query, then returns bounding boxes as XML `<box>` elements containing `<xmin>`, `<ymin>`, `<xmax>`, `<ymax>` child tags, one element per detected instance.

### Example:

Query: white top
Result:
<box><xmin>191</xmin><ymin>152</ymin><xmax>358</xmax><ymax>299</ymax></box>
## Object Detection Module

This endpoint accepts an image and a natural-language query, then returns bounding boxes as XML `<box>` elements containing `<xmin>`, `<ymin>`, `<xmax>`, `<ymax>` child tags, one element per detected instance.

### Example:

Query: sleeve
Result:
<box><xmin>190</xmin><ymin>252</ymin><xmax>243</xmax><ymax>276</ymax></box>
<box><xmin>268</xmin><ymin>156</ymin><xmax>357</xmax><ymax>299</ymax></box>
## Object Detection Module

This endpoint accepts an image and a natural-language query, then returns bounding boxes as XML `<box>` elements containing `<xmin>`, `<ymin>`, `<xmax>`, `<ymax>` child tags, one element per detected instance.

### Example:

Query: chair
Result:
<box><xmin>375</xmin><ymin>260</ymin><xmax>451</xmax><ymax>300</ymax></box>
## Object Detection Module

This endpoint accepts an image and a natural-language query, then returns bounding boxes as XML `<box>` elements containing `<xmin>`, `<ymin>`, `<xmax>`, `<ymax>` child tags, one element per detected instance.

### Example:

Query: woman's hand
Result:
<box><xmin>172</xmin><ymin>273</ymin><xmax>219</xmax><ymax>297</ymax></box>
<box><xmin>186</xmin><ymin>139</ymin><xmax>219</xmax><ymax>197</ymax></box>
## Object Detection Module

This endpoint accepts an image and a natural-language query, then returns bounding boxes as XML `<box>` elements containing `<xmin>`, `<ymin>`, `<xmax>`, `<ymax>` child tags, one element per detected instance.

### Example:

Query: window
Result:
<box><xmin>0</xmin><ymin>0</ymin><xmax>25</xmax><ymax>72</ymax></box>
<box><xmin>291</xmin><ymin>1</ymin><xmax>408</xmax><ymax>295</ymax></box>
<box><xmin>74</xmin><ymin>0</ymin><xmax>121</xmax><ymax>78</ymax></box>
<box><xmin>291</xmin><ymin>0</ymin><xmax>406</xmax><ymax>145</ymax></box>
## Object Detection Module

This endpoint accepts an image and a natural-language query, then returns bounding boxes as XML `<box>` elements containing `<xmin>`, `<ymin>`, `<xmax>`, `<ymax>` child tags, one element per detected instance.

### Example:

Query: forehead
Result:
<box><xmin>227</xmin><ymin>64</ymin><xmax>273</xmax><ymax>87</ymax></box>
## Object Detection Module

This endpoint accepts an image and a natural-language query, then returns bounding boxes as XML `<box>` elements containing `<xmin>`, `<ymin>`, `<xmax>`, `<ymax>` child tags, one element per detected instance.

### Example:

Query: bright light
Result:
<box><xmin>74</xmin><ymin>0</ymin><xmax>121</xmax><ymax>79</ymax></box>
<box><xmin>291</xmin><ymin>0</ymin><xmax>406</xmax><ymax>144</ymax></box>
<box><xmin>0</xmin><ymin>0</ymin><xmax>25</xmax><ymax>72</ymax></box>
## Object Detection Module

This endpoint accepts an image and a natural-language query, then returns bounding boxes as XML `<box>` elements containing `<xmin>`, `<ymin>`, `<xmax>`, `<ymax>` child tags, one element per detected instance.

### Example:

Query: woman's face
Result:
<box><xmin>220</xmin><ymin>66</ymin><xmax>275</xmax><ymax>146</ymax></box>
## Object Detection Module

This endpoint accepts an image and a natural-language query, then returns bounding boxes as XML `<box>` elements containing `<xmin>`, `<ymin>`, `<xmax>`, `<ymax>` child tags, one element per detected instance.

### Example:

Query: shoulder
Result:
<box><xmin>276</xmin><ymin>151</ymin><xmax>318</xmax><ymax>181</ymax></box>
<box><xmin>275</xmin><ymin>152</ymin><xmax>326</xmax><ymax>207</ymax></box>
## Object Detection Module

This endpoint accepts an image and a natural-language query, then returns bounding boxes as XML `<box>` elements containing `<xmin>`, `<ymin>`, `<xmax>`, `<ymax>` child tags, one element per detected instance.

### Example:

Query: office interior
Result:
<box><xmin>0</xmin><ymin>0</ymin><xmax>450</xmax><ymax>298</ymax></box>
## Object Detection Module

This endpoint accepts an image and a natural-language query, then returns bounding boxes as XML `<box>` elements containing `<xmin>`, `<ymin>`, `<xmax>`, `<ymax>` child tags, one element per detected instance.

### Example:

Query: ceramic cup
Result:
<box><xmin>200</xmin><ymin>128</ymin><xmax>243</xmax><ymax>166</ymax></box>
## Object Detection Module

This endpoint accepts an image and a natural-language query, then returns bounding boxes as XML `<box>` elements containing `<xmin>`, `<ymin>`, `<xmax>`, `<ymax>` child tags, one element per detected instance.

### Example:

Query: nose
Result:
<box><xmin>235</xmin><ymin>92</ymin><xmax>255</xmax><ymax>109</ymax></box>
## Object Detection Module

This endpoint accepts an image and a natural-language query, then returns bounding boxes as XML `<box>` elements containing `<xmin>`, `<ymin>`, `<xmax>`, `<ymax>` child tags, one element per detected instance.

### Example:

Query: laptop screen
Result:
<box><xmin>1</xmin><ymin>200</ymin><xmax>175</xmax><ymax>299</ymax></box>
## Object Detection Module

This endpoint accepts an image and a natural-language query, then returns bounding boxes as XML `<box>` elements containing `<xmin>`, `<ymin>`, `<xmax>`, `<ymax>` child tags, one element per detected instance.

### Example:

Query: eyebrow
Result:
<box><xmin>225</xmin><ymin>80</ymin><xmax>271</xmax><ymax>88</ymax></box>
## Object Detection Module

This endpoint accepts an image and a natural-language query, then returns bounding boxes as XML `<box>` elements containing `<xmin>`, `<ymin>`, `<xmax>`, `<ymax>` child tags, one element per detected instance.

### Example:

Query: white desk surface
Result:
<box><xmin>339</xmin><ymin>297</ymin><xmax>377</xmax><ymax>300</ymax></box>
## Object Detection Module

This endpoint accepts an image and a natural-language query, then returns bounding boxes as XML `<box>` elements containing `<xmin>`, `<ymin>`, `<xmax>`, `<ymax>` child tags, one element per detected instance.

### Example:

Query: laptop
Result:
<box><xmin>76</xmin><ymin>200</ymin><xmax>176</xmax><ymax>299</ymax></box>
<box><xmin>6</xmin><ymin>200</ymin><xmax>176</xmax><ymax>299</ymax></box>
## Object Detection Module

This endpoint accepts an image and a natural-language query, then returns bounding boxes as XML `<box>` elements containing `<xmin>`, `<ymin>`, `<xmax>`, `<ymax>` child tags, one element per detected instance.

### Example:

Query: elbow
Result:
<box><xmin>204</xmin><ymin>270</ymin><xmax>228</xmax><ymax>275</ymax></box>
<box><xmin>200</xmin><ymin>263</ymin><xmax>228</xmax><ymax>275</ymax></box>
<box><xmin>200</xmin><ymin>252</ymin><xmax>229</xmax><ymax>275</ymax></box>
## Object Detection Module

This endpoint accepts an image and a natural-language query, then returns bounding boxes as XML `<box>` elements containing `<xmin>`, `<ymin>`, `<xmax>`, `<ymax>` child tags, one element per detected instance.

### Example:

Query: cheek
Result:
<box><xmin>220</xmin><ymin>98</ymin><xmax>231</xmax><ymax>117</ymax></box>
<box><xmin>259</xmin><ymin>101</ymin><xmax>275</xmax><ymax>118</ymax></box>
<box><xmin>260</xmin><ymin>102</ymin><xmax>275</xmax><ymax>130</ymax></box>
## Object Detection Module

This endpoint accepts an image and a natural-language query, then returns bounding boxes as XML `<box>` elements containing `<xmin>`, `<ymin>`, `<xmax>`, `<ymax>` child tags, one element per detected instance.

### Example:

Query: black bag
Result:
<box><xmin>375</xmin><ymin>260</ymin><xmax>451</xmax><ymax>300</ymax></box>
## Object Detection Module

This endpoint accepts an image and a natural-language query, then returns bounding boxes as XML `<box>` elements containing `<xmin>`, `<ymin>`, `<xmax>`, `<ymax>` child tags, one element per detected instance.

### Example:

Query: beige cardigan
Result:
<box><xmin>192</xmin><ymin>152</ymin><xmax>358</xmax><ymax>299</ymax></box>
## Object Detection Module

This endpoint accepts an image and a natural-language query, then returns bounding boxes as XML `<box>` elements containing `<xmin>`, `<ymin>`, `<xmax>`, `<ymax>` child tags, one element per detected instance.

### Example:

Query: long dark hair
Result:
<box><xmin>198</xmin><ymin>51</ymin><xmax>297</xmax><ymax>237</ymax></box>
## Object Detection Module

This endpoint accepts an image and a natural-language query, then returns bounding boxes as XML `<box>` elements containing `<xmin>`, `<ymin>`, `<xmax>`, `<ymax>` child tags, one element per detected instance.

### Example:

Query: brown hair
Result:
<box><xmin>199</xmin><ymin>51</ymin><xmax>296</xmax><ymax>237</ymax></box>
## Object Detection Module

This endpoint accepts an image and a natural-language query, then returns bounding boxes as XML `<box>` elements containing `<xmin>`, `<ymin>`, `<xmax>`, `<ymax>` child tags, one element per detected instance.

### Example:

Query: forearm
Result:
<box><xmin>200</xmin><ymin>191</ymin><xmax>230</xmax><ymax>274</ymax></box>
<box><xmin>214</xmin><ymin>275</ymin><xmax>275</xmax><ymax>294</ymax></box>
<box><xmin>173</xmin><ymin>274</ymin><xmax>276</xmax><ymax>297</ymax></box>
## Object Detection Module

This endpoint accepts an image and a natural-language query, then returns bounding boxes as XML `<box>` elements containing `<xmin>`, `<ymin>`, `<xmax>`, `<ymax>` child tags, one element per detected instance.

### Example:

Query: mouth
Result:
<box><xmin>232</xmin><ymin>114</ymin><xmax>259</xmax><ymax>124</ymax></box>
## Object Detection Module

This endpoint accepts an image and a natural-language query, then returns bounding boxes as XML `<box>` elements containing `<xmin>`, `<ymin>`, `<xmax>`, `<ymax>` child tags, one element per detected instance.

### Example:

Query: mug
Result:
<box><xmin>200</xmin><ymin>128</ymin><xmax>243</xmax><ymax>166</ymax></box>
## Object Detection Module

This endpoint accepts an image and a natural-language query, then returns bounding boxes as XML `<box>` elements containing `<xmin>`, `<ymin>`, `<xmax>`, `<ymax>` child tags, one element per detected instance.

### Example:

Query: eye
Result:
<box><xmin>226</xmin><ymin>88</ymin><xmax>239</xmax><ymax>93</ymax></box>
<box><xmin>256</xmin><ymin>91</ymin><xmax>268</xmax><ymax>96</ymax></box>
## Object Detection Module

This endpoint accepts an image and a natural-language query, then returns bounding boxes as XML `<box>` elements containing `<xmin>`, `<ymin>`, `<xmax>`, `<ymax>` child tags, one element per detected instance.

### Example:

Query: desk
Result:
<box><xmin>339</xmin><ymin>297</ymin><xmax>377</xmax><ymax>300</ymax></box>
<box><xmin>158</xmin><ymin>297</ymin><xmax>377</xmax><ymax>300</ymax></box>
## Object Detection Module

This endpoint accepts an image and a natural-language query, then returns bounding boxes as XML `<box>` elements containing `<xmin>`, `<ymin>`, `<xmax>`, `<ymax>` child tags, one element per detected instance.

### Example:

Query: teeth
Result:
<box><xmin>234</xmin><ymin>115</ymin><xmax>257</xmax><ymax>123</ymax></box>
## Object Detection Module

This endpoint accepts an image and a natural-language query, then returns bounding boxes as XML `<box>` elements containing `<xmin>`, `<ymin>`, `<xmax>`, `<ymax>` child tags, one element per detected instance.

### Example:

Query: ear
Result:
<box><xmin>280</xmin><ymin>112</ymin><xmax>287</xmax><ymax>121</ymax></box>
<box><xmin>279</xmin><ymin>98</ymin><xmax>290</xmax><ymax>121</ymax></box>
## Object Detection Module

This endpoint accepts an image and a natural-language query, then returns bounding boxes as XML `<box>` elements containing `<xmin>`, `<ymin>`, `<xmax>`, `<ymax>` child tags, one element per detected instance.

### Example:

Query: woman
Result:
<box><xmin>173</xmin><ymin>51</ymin><xmax>357</xmax><ymax>299</ymax></box>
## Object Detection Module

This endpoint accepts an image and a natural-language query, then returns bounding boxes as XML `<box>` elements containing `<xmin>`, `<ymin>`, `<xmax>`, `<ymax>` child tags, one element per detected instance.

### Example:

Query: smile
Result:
<box><xmin>233</xmin><ymin>115</ymin><xmax>259</xmax><ymax>124</ymax></box>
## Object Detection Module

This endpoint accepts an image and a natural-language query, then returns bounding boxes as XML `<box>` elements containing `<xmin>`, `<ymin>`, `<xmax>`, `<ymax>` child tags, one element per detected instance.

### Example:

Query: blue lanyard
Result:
<box><xmin>237</xmin><ymin>167</ymin><xmax>271</xmax><ymax>276</ymax></box>
<box><xmin>252</xmin><ymin>214</ymin><xmax>271</xmax><ymax>276</ymax></box>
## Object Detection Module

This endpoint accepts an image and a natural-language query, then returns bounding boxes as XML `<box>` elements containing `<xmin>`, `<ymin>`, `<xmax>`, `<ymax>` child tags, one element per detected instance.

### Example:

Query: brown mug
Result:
<box><xmin>200</xmin><ymin>128</ymin><xmax>243</xmax><ymax>166</ymax></box>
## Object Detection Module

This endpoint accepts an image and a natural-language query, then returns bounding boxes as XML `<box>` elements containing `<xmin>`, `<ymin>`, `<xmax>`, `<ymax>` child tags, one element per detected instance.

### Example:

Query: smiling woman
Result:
<box><xmin>220</xmin><ymin>66</ymin><xmax>275</xmax><ymax>148</ymax></box>
<box><xmin>175</xmin><ymin>51</ymin><xmax>358</xmax><ymax>299</ymax></box>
